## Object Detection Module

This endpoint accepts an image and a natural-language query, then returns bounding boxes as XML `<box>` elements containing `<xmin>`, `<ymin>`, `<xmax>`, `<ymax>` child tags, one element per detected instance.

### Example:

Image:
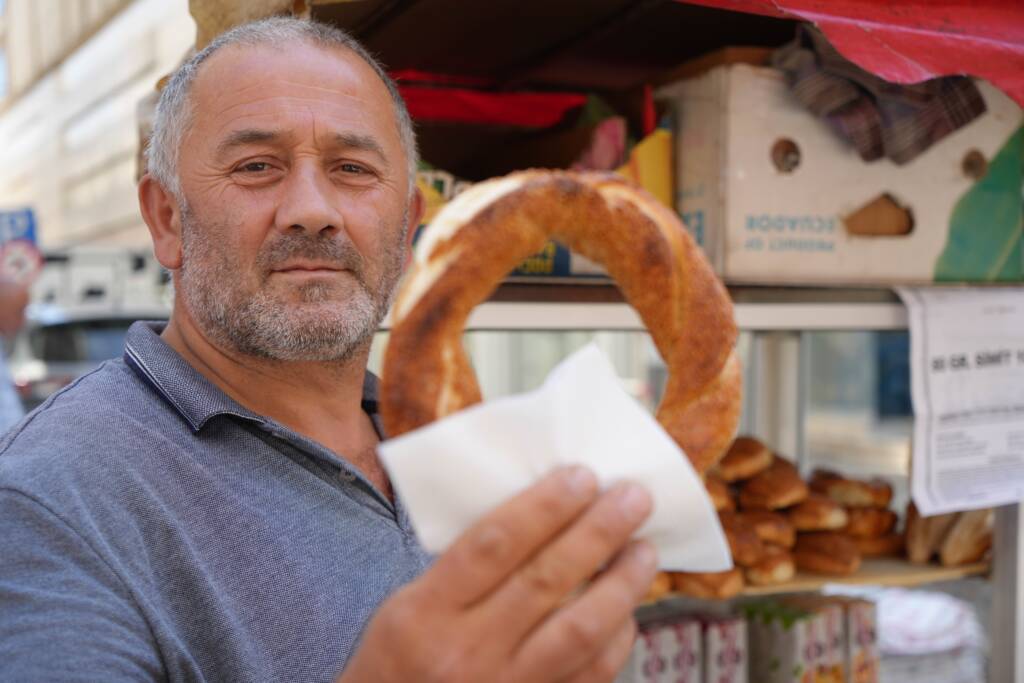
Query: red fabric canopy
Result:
<box><xmin>678</xmin><ymin>0</ymin><xmax>1024</xmax><ymax>108</ymax></box>
<box><xmin>393</xmin><ymin>71</ymin><xmax>588</xmax><ymax>128</ymax></box>
<box><xmin>398</xmin><ymin>86</ymin><xmax>587</xmax><ymax>127</ymax></box>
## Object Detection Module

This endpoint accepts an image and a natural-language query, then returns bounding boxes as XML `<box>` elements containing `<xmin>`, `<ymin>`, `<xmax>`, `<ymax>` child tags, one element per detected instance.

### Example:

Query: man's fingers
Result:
<box><xmin>483</xmin><ymin>482</ymin><xmax>653</xmax><ymax>640</ymax></box>
<box><xmin>507</xmin><ymin>538</ymin><xmax>656</xmax><ymax>680</ymax></box>
<box><xmin>491</xmin><ymin>475</ymin><xmax>651</xmax><ymax>655</ymax></box>
<box><xmin>417</xmin><ymin>465</ymin><xmax>599</xmax><ymax>607</ymax></box>
<box><xmin>560</xmin><ymin>619</ymin><xmax>638</xmax><ymax>683</ymax></box>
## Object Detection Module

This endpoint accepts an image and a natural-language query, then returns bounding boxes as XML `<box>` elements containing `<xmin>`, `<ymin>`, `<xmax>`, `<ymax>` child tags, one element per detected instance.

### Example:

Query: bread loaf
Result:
<box><xmin>739</xmin><ymin>456</ymin><xmax>808</xmax><ymax>510</ymax></box>
<box><xmin>788</xmin><ymin>494</ymin><xmax>849</xmax><ymax>531</ymax></box>
<box><xmin>716</xmin><ymin>436</ymin><xmax>773</xmax><ymax>482</ymax></box>
<box><xmin>705</xmin><ymin>473</ymin><xmax>735</xmax><ymax>512</ymax></box>
<box><xmin>644</xmin><ymin>571</ymin><xmax>673</xmax><ymax>602</ymax></box>
<box><xmin>744</xmin><ymin>545</ymin><xmax>795</xmax><ymax>586</ymax></box>
<box><xmin>719</xmin><ymin>511</ymin><xmax>766</xmax><ymax>567</ymax></box>
<box><xmin>810</xmin><ymin>470</ymin><xmax>892</xmax><ymax>508</ymax></box>
<box><xmin>905</xmin><ymin>502</ymin><xmax>958</xmax><ymax>564</ymax></box>
<box><xmin>855</xmin><ymin>533</ymin><xmax>905</xmax><ymax>558</ymax></box>
<box><xmin>383</xmin><ymin>171</ymin><xmax>743</xmax><ymax>473</ymax></box>
<box><xmin>939</xmin><ymin>508</ymin><xmax>993</xmax><ymax>567</ymax></box>
<box><xmin>671</xmin><ymin>567</ymin><xmax>745</xmax><ymax>599</ymax></box>
<box><xmin>794</xmin><ymin>532</ymin><xmax>861</xmax><ymax>576</ymax></box>
<box><xmin>843</xmin><ymin>507</ymin><xmax>898</xmax><ymax>539</ymax></box>
<box><xmin>737</xmin><ymin>510</ymin><xmax>796</xmax><ymax>548</ymax></box>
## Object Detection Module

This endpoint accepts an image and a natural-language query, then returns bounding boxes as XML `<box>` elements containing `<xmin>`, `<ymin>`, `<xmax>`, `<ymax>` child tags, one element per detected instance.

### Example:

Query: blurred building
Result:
<box><xmin>0</xmin><ymin>0</ymin><xmax>193</xmax><ymax>250</ymax></box>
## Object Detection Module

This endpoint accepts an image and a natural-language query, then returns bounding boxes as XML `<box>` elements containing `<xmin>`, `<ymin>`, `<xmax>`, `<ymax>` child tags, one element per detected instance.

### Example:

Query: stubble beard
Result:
<box><xmin>177</xmin><ymin>202</ymin><xmax>407</xmax><ymax>363</ymax></box>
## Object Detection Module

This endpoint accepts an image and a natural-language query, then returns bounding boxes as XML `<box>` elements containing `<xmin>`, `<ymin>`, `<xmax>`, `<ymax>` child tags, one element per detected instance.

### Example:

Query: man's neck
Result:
<box><xmin>160</xmin><ymin>308</ymin><xmax>391</xmax><ymax>498</ymax></box>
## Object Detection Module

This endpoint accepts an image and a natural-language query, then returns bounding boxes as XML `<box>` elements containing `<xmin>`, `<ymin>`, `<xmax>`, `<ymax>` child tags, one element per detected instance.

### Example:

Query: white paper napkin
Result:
<box><xmin>378</xmin><ymin>343</ymin><xmax>732</xmax><ymax>572</ymax></box>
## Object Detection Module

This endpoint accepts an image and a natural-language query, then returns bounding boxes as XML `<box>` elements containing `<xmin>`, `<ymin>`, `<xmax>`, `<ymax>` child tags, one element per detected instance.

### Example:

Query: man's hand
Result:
<box><xmin>338</xmin><ymin>466</ymin><xmax>657</xmax><ymax>683</ymax></box>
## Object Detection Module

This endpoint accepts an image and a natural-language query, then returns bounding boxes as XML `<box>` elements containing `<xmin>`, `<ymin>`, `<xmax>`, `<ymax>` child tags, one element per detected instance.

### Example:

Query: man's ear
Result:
<box><xmin>403</xmin><ymin>186</ymin><xmax>426</xmax><ymax>267</ymax></box>
<box><xmin>406</xmin><ymin>186</ymin><xmax>426</xmax><ymax>249</ymax></box>
<box><xmin>138</xmin><ymin>174</ymin><xmax>184</xmax><ymax>270</ymax></box>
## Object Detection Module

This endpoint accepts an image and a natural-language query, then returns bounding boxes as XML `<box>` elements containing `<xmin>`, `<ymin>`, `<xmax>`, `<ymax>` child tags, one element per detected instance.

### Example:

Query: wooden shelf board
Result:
<box><xmin>740</xmin><ymin>557</ymin><xmax>990</xmax><ymax>596</ymax></box>
<box><xmin>640</xmin><ymin>558</ymin><xmax>990</xmax><ymax>614</ymax></box>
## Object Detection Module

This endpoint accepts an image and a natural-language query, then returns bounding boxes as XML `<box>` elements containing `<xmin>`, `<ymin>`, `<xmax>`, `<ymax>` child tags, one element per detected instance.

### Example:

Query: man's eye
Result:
<box><xmin>339</xmin><ymin>163</ymin><xmax>367</xmax><ymax>174</ymax></box>
<box><xmin>239</xmin><ymin>162</ymin><xmax>270</xmax><ymax>173</ymax></box>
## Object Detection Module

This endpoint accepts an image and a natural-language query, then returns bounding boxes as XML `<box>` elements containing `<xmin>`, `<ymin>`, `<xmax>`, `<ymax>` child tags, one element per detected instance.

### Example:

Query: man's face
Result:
<box><xmin>174</xmin><ymin>41</ymin><xmax>412</xmax><ymax>362</ymax></box>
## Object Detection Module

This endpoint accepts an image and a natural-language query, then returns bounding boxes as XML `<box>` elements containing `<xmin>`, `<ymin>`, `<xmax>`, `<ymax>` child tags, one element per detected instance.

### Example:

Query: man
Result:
<box><xmin>0</xmin><ymin>17</ymin><xmax>657</xmax><ymax>682</ymax></box>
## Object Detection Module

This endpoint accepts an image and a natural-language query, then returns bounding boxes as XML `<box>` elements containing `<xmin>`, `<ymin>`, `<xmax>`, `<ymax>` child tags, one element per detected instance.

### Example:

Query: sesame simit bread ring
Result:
<box><xmin>381</xmin><ymin>170</ymin><xmax>742</xmax><ymax>473</ymax></box>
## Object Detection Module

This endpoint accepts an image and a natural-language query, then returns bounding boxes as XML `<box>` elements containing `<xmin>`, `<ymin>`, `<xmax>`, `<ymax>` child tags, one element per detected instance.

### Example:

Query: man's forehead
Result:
<box><xmin>182</xmin><ymin>39</ymin><xmax>403</xmax><ymax>161</ymax></box>
<box><xmin>191</xmin><ymin>40</ymin><xmax>389</xmax><ymax>118</ymax></box>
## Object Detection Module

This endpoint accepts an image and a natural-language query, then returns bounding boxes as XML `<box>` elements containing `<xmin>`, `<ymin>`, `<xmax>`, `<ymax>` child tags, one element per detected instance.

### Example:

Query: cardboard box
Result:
<box><xmin>413</xmin><ymin>128</ymin><xmax>674</xmax><ymax>283</ymax></box>
<box><xmin>668</xmin><ymin>620</ymin><xmax>703</xmax><ymax>683</ymax></box>
<box><xmin>701</xmin><ymin>615</ymin><xmax>747</xmax><ymax>683</ymax></box>
<box><xmin>624</xmin><ymin>623</ymin><xmax>669</xmax><ymax>683</ymax></box>
<box><xmin>658</xmin><ymin>64</ymin><xmax>1024</xmax><ymax>285</ymax></box>
<box><xmin>413</xmin><ymin>169</ymin><xmax>608</xmax><ymax>283</ymax></box>
<box><xmin>839</xmin><ymin>598</ymin><xmax>880</xmax><ymax>683</ymax></box>
<box><xmin>778</xmin><ymin>595</ymin><xmax>879</xmax><ymax>683</ymax></box>
<box><xmin>744</xmin><ymin>600</ymin><xmax>818</xmax><ymax>683</ymax></box>
<box><xmin>619</xmin><ymin>618</ymin><xmax>702</xmax><ymax>683</ymax></box>
<box><xmin>781</xmin><ymin>597</ymin><xmax>846</xmax><ymax>683</ymax></box>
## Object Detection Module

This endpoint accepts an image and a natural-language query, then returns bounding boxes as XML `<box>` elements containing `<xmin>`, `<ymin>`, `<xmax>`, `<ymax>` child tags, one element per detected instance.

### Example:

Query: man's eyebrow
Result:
<box><xmin>215</xmin><ymin>129</ymin><xmax>285</xmax><ymax>157</ymax></box>
<box><xmin>214</xmin><ymin>129</ymin><xmax>390</xmax><ymax>168</ymax></box>
<box><xmin>331</xmin><ymin>132</ymin><xmax>389</xmax><ymax>167</ymax></box>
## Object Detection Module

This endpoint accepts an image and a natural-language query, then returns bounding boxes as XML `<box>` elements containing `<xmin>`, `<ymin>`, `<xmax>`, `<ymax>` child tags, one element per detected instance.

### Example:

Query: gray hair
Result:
<box><xmin>146</xmin><ymin>17</ymin><xmax>418</xmax><ymax>199</ymax></box>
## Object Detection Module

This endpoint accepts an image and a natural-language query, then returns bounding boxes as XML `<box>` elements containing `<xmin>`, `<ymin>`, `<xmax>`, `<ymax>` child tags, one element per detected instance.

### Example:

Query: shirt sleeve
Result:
<box><xmin>0</xmin><ymin>487</ymin><xmax>165</xmax><ymax>681</ymax></box>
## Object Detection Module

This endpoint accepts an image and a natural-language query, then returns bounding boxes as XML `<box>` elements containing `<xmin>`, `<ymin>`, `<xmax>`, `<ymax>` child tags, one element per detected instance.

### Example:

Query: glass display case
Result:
<box><xmin>371</xmin><ymin>286</ymin><xmax>1015</xmax><ymax>679</ymax></box>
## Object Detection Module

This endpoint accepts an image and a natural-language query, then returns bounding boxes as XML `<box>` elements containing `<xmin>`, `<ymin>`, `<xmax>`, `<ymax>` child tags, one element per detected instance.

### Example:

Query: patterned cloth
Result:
<box><xmin>773</xmin><ymin>25</ymin><xmax>987</xmax><ymax>165</ymax></box>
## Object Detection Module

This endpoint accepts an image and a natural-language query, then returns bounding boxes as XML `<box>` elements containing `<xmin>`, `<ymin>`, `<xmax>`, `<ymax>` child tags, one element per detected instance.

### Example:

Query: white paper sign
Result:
<box><xmin>379</xmin><ymin>344</ymin><xmax>733</xmax><ymax>572</ymax></box>
<box><xmin>898</xmin><ymin>287</ymin><xmax>1024</xmax><ymax>515</ymax></box>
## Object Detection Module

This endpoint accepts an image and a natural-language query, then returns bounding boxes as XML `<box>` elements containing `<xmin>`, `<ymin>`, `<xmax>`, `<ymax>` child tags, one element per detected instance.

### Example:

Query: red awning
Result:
<box><xmin>393</xmin><ymin>71</ymin><xmax>589</xmax><ymax>128</ymax></box>
<box><xmin>677</xmin><ymin>0</ymin><xmax>1024</xmax><ymax>107</ymax></box>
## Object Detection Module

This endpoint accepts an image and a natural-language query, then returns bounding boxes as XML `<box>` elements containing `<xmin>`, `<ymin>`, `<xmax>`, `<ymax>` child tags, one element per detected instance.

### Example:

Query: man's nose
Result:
<box><xmin>274</xmin><ymin>164</ymin><xmax>343</xmax><ymax>234</ymax></box>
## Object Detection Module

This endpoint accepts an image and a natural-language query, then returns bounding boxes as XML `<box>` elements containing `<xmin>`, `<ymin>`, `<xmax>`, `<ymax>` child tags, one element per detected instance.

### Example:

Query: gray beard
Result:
<box><xmin>177</xmin><ymin>203</ymin><xmax>407</xmax><ymax>363</ymax></box>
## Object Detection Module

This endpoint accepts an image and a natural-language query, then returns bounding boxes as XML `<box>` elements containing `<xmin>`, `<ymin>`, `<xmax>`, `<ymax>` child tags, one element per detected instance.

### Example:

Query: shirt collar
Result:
<box><xmin>123</xmin><ymin>321</ymin><xmax>382</xmax><ymax>434</ymax></box>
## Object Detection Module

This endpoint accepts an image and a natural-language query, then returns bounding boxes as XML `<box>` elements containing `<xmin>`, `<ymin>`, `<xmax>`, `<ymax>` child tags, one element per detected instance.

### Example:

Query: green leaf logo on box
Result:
<box><xmin>935</xmin><ymin>125</ymin><xmax>1024</xmax><ymax>282</ymax></box>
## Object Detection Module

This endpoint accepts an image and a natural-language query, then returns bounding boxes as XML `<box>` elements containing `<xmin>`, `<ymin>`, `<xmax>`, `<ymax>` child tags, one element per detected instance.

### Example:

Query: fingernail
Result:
<box><xmin>616</xmin><ymin>483</ymin><xmax>653</xmax><ymax>521</ymax></box>
<box><xmin>562</xmin><ymin>465</ymin><xmax>597</xmax><ymax>497</ymax></box>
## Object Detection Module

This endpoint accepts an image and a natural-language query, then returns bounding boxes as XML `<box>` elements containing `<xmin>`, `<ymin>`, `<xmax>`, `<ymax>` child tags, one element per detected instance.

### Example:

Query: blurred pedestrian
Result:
<box><xmin>0</xmin><ymin>274</ymin><xmax>29</xmax><ymax>430</ymax></box>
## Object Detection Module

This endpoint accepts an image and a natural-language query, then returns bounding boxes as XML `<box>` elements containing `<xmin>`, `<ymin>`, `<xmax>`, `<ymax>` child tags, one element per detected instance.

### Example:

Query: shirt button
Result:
<box><xmin>338</xmin><ymin>470</ymin><xmax>356</xmax><ymax>482</ymax></box>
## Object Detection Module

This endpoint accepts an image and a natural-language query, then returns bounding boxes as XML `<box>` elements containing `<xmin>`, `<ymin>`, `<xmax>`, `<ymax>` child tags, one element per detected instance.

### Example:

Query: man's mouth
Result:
<box><xmin>272</xmin><ymin>261</ymin><xmax>347</xmax><ymax>275</ymax></box>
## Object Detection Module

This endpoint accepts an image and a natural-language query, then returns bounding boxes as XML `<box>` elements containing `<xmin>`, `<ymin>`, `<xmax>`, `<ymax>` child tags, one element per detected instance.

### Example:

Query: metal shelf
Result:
<box><xmin>452</xmin><ymin>299</ymin><xmax>908</xmax><ymax>331</ymax></box>
<box><xmin>382</xmin><ymin>284</ymin><xmax>908</xmax><ymax>331</ymax></box>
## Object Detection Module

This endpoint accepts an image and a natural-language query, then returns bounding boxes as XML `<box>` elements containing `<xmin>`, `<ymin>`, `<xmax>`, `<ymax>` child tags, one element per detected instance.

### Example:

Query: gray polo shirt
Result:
<box><xmin>0</xmin><ymin>321</ymin><xmax>433</xmax><ymax>682</ymax></box>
